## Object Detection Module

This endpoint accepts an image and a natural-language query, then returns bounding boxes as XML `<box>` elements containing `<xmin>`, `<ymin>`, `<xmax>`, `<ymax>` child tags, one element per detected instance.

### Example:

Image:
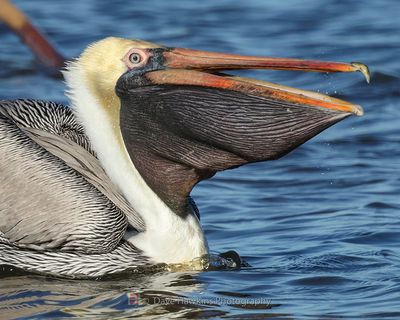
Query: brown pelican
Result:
<box><xmin>0</xmin><ymin>37</ymin><xmax>369</xmax><ymax>278</ymax></box>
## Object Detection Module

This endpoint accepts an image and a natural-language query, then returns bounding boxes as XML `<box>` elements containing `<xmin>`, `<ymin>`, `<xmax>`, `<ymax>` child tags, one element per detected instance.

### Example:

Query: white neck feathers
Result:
<box><xmin>63</xmin><ymin>64</ymin><xmax>208</xmax><ymax>263</ymax></box>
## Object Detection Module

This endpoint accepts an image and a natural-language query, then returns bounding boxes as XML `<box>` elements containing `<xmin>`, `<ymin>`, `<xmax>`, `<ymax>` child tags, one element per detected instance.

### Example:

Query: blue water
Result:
<box><xmin>1</xmin><ymin>0</ymin><xmax>400</xmax><ymax>318</ymax></box>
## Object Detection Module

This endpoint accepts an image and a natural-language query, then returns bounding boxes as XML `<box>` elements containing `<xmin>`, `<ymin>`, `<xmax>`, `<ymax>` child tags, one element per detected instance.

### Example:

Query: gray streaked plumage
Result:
<box><xmin>0</xmin><ymin>99</ymin><xmax>148</xmax><ymax>278</ymax></box>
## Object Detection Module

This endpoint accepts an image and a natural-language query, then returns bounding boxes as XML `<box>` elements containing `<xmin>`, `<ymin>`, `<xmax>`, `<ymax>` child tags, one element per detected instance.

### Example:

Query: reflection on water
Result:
<box><xmin>1</xmin><ymin>0</ymin><xmax>400</xmax><ymax>318</ymax></box>
<box><xmin>0</xmin><ymin>271</ymin><xmax>281</xmax><ymax>319</ymax></box>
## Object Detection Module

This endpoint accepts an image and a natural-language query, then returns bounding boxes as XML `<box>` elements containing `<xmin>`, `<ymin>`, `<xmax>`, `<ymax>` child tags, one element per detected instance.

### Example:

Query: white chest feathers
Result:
<box><xmin>126</xmin><ymin>210</ymin><xmax>209</xmax><ymax>264</ymax></box>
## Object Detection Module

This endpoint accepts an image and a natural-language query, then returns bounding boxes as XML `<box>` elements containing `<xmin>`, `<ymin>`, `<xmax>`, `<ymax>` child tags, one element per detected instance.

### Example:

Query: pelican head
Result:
<box><xmin>65</xmin><ymin>37</ymin><xmax>368</xmax><ymax>217</ymax></box>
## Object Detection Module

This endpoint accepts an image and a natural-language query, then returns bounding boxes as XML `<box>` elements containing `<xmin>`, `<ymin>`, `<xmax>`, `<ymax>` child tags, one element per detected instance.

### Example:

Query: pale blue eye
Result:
<box><xmin>129</xmin><ymin>53</ymin><xmax>142</xmax><ymax>64</ymax></box>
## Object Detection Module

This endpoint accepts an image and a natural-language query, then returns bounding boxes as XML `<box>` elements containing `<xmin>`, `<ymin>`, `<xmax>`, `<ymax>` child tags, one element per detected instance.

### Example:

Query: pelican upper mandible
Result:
<box><xmin>0</xmin><ymin>37</ymin><xmax>369</xmax><ymax>278</ymax></box>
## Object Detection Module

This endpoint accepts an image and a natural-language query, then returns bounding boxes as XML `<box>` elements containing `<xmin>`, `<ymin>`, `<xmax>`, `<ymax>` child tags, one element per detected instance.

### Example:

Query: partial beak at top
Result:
<box><xmin>145</xmin><ymin>47</ymin><xmax>369</xmax><ymax>116</ymax></box>
<box><xmin>163</xmin><ymin>48</ymin><xmax>370</xmax><ymax>82</ymax></box>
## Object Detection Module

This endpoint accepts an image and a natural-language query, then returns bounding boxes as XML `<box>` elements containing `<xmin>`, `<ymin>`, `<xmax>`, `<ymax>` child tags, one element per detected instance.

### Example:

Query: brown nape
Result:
<box><xmin>119</xmin><ymin>85</ymin><xmax>351</xmax><ymax>216</ymax></box>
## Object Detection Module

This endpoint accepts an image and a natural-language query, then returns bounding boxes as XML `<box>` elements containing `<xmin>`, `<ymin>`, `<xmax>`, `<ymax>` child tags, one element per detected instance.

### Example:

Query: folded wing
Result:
<box><xmin>0</xmin><ymin>100</ymin><xmax>144</xmax><ymax>253</ymax></box>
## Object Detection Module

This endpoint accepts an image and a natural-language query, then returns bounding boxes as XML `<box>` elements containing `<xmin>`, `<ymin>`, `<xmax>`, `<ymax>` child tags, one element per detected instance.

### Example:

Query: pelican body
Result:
<box><xmin>0</xmin><ymin>38</ymin><xmax>369</xmax><ymax>278</ymax></box>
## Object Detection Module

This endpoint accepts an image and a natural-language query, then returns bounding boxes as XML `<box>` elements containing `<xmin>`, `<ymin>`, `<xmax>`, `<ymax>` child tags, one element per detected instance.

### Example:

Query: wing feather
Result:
<box><xmin>0</xmin><ymin>100</ymin><xmax>144</xmax><ymax>253</ymax></box>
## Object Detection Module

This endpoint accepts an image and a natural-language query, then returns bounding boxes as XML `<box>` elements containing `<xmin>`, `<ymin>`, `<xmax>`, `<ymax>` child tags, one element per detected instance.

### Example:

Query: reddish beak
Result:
<box><xmin>146</xmin><ymin>47</ymin><xmax>369</xmax><ymax>116</ymax></box>
<box><xmin>164</xmin><ymin>48</ymin><xmax>370</xmax><ymax>77</ymax></box>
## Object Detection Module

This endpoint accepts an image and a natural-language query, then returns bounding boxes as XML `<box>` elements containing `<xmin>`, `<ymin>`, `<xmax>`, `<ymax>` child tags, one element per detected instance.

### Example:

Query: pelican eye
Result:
<box><xmin>129</xmin><ymin>52</ymin><xmax>142</xmax><ymax>64</ymax></box>
<box><xmin>124</xmin><ymin>49</ymin><xmax>148</xmax><ymax>69</ymax></box>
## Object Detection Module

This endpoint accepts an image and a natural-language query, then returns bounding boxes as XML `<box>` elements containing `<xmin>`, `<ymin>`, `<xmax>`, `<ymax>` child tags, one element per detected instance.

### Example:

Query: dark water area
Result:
<box><xmin>1</xmin><ymin>0</ymin><xmax>400</xmax><ymax>318</ymax></box>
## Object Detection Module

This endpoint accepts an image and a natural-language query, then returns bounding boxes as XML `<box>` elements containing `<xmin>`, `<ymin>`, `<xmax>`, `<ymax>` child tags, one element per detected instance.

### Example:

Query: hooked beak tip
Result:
<box><xmin>351</xmin><ymin>62</ymin><xmax>370</xmax><ymax>83</ymax></box>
